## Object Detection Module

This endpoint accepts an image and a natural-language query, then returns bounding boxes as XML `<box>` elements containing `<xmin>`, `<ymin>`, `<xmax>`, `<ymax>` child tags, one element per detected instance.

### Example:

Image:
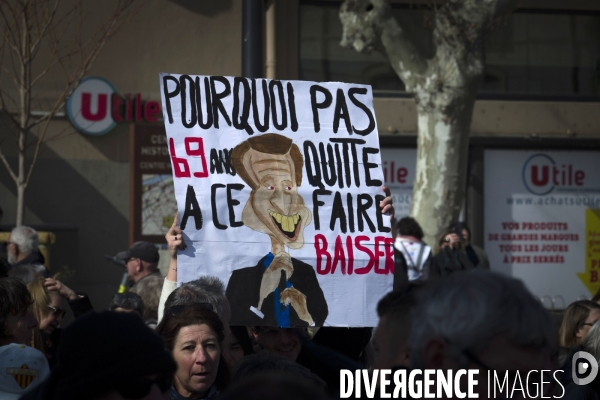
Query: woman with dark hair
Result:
<box><xmin>109</xmin><ymin>292</ymin><xmax>145</xmax><ymax>317</ymax></box>
<box><xmin>393</xmin><ymin>217</ymin><xmax>432</xmax><ymax>289</ymax></box>
<box><xmin>429</xmin><ymin>228</ymin><xmax>475</xmax><ymax>277</ymax></box>
<box><xmin>157</xmin><ymin>304</ymin><xmax>229</xmax><ymax>399</ymax></box>
<box><xmin>452</xmin><ymin>222</ymin><xmax>490</xmax><ymax>269</ymax></box>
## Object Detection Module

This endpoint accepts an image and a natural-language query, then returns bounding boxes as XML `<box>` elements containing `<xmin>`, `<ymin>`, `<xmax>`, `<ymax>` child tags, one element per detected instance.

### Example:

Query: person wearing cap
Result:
<box><xmin>0</xmin><ymin>344</ymin><xmax>50</xmax><ymax>399</ymax></box>
<box><xmin>21</xmin><ymin>311</ymin><xmax>176</xmax><ymax>400</ymax></box>
<box><xmin>116</xmin><ymin>241</ymin><xmax>162</xmax><ymax>289</ymax></box>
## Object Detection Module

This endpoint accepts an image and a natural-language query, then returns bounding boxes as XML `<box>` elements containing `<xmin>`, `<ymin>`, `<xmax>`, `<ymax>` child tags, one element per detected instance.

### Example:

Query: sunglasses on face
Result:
<box><xmin>117</xmin><ymin>374</ymin><xmax>171</xmax><ymax>399</ymax></box>
<box><xmin>167</xmin><ymin>302</ymin><xmax>214</xmax><ymax>317</ymax></box>
<box><xmin>47</xmin><ymin>305</ymin><xmax>67</xmax><ymax>318</ymax></box>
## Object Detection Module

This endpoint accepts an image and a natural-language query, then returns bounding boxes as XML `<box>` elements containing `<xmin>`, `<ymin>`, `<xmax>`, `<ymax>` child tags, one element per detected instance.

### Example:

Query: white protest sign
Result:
<box><xmin>484</xmin><ymin>150</ymin><xmax>600</xmax><ymax>305</ymax></box>
<box><xmin>160</xmin><ymin>74</ymin><xmax>394</xmax><ymax>327</ymax></box>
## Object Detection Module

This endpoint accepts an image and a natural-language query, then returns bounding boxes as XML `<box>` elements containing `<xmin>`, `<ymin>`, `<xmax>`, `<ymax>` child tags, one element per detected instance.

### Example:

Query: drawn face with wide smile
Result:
<box><xmin>241</xmin><ymin>148</ymin><xmax>312</xmax><ymax>249</ymax></box>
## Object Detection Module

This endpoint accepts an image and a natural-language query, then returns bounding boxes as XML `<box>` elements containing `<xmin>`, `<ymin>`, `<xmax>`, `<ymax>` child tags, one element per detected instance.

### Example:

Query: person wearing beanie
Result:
<box><xmin>21</xmin><ymin>311</ymin><xmax>176</xmax><ymax>400</ymax></box>
<box><xmin>0</xmin><ymin>344</ymin><xmax>50</xmax><ymax>400</ymax></box>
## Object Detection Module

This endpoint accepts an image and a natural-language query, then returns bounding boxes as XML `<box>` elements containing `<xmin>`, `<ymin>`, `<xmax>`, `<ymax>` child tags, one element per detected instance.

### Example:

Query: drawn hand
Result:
<box><xmin>281</xmin><ymin>287</ymin><xmax>314</xmax><ymax>326</ymax></box>
<box><xmin>257</xmin><ymin>252</ymin><xmax>293</xmax><ymax>310</ymax></box>
<box><xmin>380</xmin><ymin>186</ymin><xmax>394</xmax><ymax>220</ymax></box>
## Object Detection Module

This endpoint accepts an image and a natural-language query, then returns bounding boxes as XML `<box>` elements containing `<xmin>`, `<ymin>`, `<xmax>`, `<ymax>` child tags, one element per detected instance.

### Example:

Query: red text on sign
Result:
<box><xmin>314</xmin><ymin>234</ymin><xmax>394</xmax><ymax>275</ymax></box>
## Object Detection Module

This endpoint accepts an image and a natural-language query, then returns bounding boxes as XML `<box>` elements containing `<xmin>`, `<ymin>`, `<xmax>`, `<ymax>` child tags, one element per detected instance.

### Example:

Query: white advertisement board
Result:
<box><xmin>380</xmin><ymin>148</ymin><xmax>416</xmax><ymax>220</ymax></box>
<box><xmin>484</xmin><ymin>150</ymin><xmax>600</xmax><ymax>305</ymax></box>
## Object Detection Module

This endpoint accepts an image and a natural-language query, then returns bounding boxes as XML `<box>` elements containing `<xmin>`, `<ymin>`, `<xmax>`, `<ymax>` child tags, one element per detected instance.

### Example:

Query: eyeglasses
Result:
<box><xmin>117</xmin><ymin>374</ymin><xmax>171</xmax><ymax>399</ymax></box>
<box><xmin>47</xmin><ymin>305</ymin><xmax>67</xmax><ymax>318</ymax></box>
<box><xmin>167</xmin><ymin>302</ymin><xmax>214</xmax><ymax>317</ymax></box>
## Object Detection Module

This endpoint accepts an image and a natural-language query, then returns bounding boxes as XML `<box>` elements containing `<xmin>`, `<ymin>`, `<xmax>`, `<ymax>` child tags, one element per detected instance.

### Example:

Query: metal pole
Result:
<box><xmin>265</xmin><ymin>0</ymin><xmax>276</xmax><ymax>79</ymax></box>
<box><xmin>242</xmin><ymin>0</ymin><xmax>264</xmax><ymax>78</ymax></box>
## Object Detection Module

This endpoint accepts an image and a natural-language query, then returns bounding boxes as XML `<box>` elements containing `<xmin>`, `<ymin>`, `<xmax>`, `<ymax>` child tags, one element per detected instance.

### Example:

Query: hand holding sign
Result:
<box><xmin>380</xmin><ymin>186</ymin><xmax>394</xmax><ymax>219</ymax></box>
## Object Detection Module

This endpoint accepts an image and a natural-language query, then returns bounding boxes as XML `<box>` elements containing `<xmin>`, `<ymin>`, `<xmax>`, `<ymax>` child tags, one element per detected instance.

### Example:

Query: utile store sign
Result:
<box><xmin>67</xmin><ymin>76</ymin><xmax>161</xmax><ymax>135</ymax></box>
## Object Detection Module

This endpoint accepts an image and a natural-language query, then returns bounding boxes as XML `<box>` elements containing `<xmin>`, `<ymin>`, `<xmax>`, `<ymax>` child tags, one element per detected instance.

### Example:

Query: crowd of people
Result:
<box><xmin>0</xmin><ymin>207</ymin><xmax>595</xmax><ymax>400</ymax></box>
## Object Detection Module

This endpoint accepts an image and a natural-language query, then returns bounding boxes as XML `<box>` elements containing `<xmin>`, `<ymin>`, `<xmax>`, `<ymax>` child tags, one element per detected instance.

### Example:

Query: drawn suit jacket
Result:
<box><xmin>226</xmin><ymin>254</ymin><xmax>328</xmax><ymax>327</ymax></box>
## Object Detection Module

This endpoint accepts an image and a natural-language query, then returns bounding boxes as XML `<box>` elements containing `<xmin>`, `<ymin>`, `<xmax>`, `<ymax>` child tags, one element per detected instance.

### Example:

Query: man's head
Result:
<box><xmin>232</xmin><ymin>351</ymin><xmax>325</xmax><ymax>389</ymax></box>
<box><xmin>409</xmin><ymin>270</ymin><xmax>558</xmax><ymax>399</ymax></box>
<box><xmin>115</xmin><ymin>242</ymin><xmax>159</xmax><ymax>283</ymax></box>
<box><xmin>231</xmin><ymin>133</ymin><xmax>311</xmax><ymax>249</ymax></box>
<box><xmin>373</xmin><ymin>284</ymin><xmax>422</xmax><ymax>369</ymax></box>
<box><xmin>109</xmin><ymin>292</ymin><xmax>145</xmax><ymax>317</ymax></box>
<box><xmin>252</xmin><ymin>327</ymin><xmax>304</xmax><ymax>361</ymax></box>
<box><xmin>0</xmin><ymin>277</ymin><xmax>38</xmax><ymax>346</ymax></box>
<box><xmin>7</xmin><ymin>226</ymin><xmax>39</xmax><ymax>265</ymax></box>
<box><xmin>51</xmin><ymin>311</ymin><xmax>176</xmax><ymax>400</ymax></box>
<box><xmin>396</xmin><ymin>217</ymin><xmax>424</xmax><ymax>240</ymax></box>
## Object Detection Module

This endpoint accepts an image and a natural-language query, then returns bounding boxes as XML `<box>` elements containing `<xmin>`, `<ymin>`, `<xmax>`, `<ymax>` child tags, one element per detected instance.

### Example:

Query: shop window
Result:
<box><xmin>300</xmin><ymin>3</ymin><xmax>600</xmax><ymax>98</ymax></box>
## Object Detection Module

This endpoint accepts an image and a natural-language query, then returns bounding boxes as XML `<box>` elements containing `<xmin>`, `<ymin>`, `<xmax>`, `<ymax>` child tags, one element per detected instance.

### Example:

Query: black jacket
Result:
<box><xmin>429</xmin><ymin>247</ymin><xmax>475</xmax><ymax>277</ymax></box>
<box><xmin>43</xmin><ymin>294</ymin><xmax>94</xmax><ymax>368</ymax></box>
<box><xmin>226</xmin><ymin>254</ymin><xmax>328</xmax><ymax>327</ymax></box>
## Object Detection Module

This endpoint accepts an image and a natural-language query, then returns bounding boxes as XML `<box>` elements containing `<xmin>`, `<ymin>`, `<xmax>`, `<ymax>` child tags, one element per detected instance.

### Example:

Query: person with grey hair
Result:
<box><xmin>561</xmin><ymin>320</ymin><xmax>600</xmax><ymax>400</ymax></box>
<box><xmin>408</xmin><ymin>270</ymin><xmax>558</xmax><ymax>399</ymax></box>
<box><xmin>372</xmin><ymin>283</ymin><xmax>423</xmax><ymax>370</ymax></box>
<box><xmin>233</xmin><ymin>351</ymin><xmax>326</xmax><ymax>390</ymax></box>
<box><xmin>160</xmin><ymin>276</ymin><xmax>229</xmax><ymax>324</ymax></box>
<box><xmin>7</xmin><ymin>264</ymin><xmax>46</xmax><ymax>284</ymax></box>
<box><xmin>6</xmin><ymin>226</ymin><xmax>46</xmax><ymax>273</ymax></box>
<box><xmin>583</xmin><ymin>321</ymin><xmax>600</xmax><ymax>361</ymax></box>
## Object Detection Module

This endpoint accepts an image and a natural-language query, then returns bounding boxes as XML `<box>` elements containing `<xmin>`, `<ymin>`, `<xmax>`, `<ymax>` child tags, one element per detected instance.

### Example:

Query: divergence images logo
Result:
<box><xmin>67</xmin><ymin>76</ymin><xmax>116</xmax><ymax>136</ymax></box>
<box><xmin>573</xmin><ymin>351</ymin><xmax>599</xmax><ymax>385</ymax></box>
<box><xmin>522</xmin><ymin>153</ymin><xmax>585</xmax><ymax>196</ymax></box>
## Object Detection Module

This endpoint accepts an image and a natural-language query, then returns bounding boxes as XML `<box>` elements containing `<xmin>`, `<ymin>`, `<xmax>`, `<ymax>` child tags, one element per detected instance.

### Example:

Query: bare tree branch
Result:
<box><xmin>0</xmin><ymin>0</ymin><xmax>138</xmax><ymax>223</ymax></box>
<box><xmin>28</xmin><ymin>0</ymin><xmax>59</xmax><ymax>58</ymax></box>
<box><xmin>0</xmin><ymin>145</ymin><xmax>17</xmax><ymax>183</ymax></box>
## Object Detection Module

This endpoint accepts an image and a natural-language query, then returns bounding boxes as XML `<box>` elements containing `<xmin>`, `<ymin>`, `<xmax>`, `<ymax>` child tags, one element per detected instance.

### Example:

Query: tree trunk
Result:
<box><xmin>339</xmin><ymin>0</ymin><xmax>518</xmax><ymax>248</ymax></box>
<box><xmin>411</xmin><ymin>81</ymin><xmax>480</xmax><ymax>247</ymax></box>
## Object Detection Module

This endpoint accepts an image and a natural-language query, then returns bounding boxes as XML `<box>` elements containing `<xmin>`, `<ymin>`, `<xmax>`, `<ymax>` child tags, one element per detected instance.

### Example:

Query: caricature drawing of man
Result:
<box><xmin>225</xmin><ymin>133</ymin><xmax>328</xmax><ymax>327</ymax></box>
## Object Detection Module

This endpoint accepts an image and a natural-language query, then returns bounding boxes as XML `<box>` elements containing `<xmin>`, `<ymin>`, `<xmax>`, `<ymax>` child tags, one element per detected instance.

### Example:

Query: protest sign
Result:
<box><xmin>160</xmin><ymin>74</ymin><xmax>393</xmax><ymax>327</ymax></box>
